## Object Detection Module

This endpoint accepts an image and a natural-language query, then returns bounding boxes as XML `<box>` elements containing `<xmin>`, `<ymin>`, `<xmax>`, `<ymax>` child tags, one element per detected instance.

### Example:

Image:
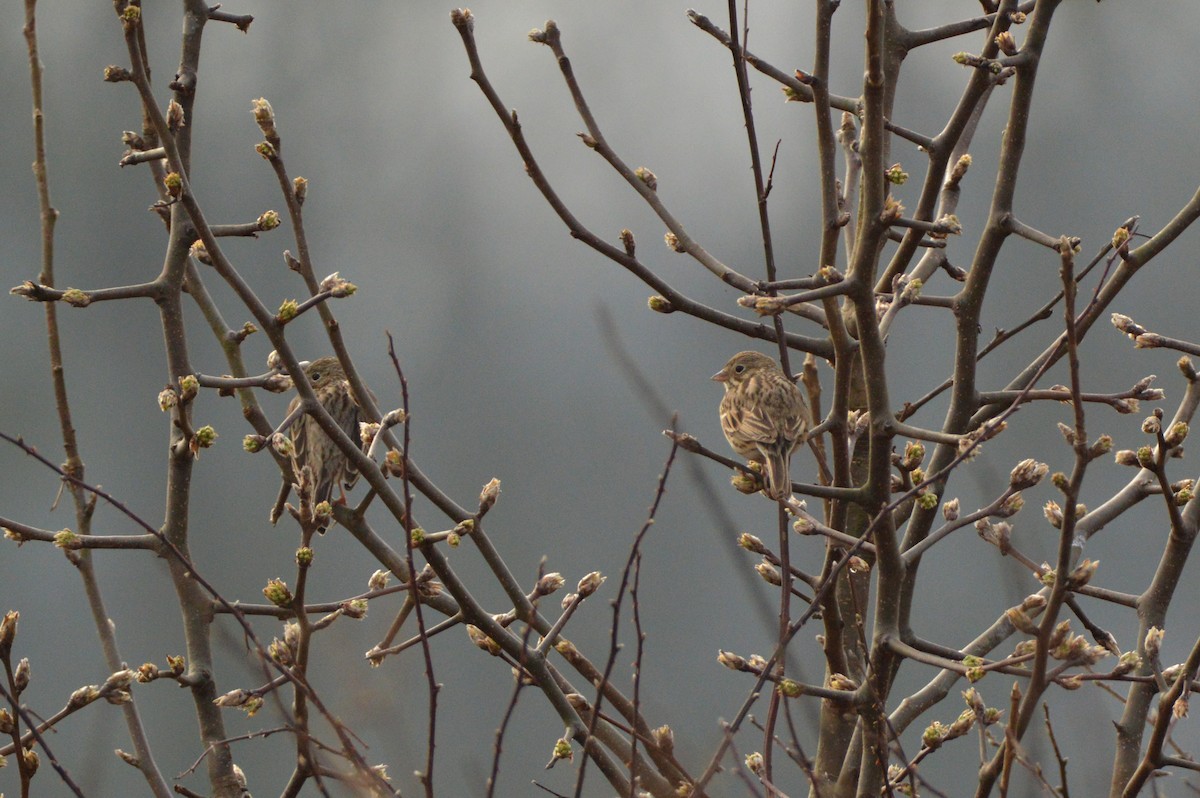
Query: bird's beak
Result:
<box><xmin>711</xmin><ymin>369</ymin><xmax>728</xmax><ymax>382</ymax></box>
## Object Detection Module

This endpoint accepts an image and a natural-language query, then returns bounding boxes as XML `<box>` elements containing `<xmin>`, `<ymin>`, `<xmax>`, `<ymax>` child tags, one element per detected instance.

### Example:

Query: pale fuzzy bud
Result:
<box><xmin>466</xmin><ymin>624</ymin><xmax>502</xmax><ymax>656</ymax></box>
<box><xmin>0</xmin><ymin>611</ymin><xmax>18</xmax><ymax>660</ymax></box>
<box><xmin>169</xmin><ymin>377</ymin><xmax>198</xmax><ymax>408</ymax></box>
<box><xmin>1112</xmin><ymin>450</ymin><xmax>1139</xmax><ymax>469</ymax></box>
<box><xmin>1142</xmin><ymin>415</ymin><xmax>1161</xmax><ymax>435</ymax></box>
<box><xmin>341</xmin><ymin>599</ymin><xmax>368</xmax><ymax>619</ymax></box>
<box><xmin>262</xmin><ymin>577</ymin><xmax>293</xmax><ymax>607</ymax></box>
<box><xmin>22</xmin><ymin>747</ymin><xmax>39</xmax><ymax>775</ymax></box>
<box><xmin>1047</xmin><ymin>619</ymin><xmax>1071</xmax><ymax>651</ymax></box>
<box><xmin>1144</xmin><ymin>626</ymin><xmax>1165</xmax><ymax>659</ymax></box>
<box><xmin>479</xmin><ymin>478</ymin><xmax>501</xmax><ymax>513</ymax></box>
<box><xmin>664</xmin><ymin>232</ymin><xmax>685</xmax><ymax>252</ymax></box>
<box><xmin>755</xmin><ymin>560</ymin><xmax>781</xmax><ymax>586</ymax></box>
<box><xmin>773</xmin><ymin>677</ymin><xmax>801</xmax><ymax>698</ymax></box>
<box><xmin>1010</xmin><ymin>459</ymin><xmax>1049</xmax><ymax>490</ymax></box>
<box><xmin>942</xmin><ymin>497</ymin><xmax>960</xmax><ymax>521</ymax></box>
<box><xmin>166</xmin><ymin>99</ymin><xmax>185</xmax><ymax>132</ymax></box>
<box><xmin>1166</xmin><ymin>422</ymin><xmax>1189</xmax><ymax>448</ymax></box>
<box><xmin>1019</xmin><ymin>596</ymin><xmax>1045</xmax><ymax>615</ymax></box>
<box><xmin>747</xmin><ymin>654</ymin><xmax>768</xmax><ymax>671</ymax></box>
<box><xmin>718</xmin><ymin>650</ymin><xmax>747</xmax><ymax>671</ymax></box>
<box><xmin>103</xmin><ymin>669</ymin><xmax>135</xmax><ymax>692</ymax></box>
<box><xmin>368</xmin><ymin>569</ymin><xmax>390</xmax><ymax>591</ymax></box>
<box><xmin>193</xmin><ymin>425</ymin><xmax>218</xmax><ymax>450</ymax></box>
<box><xmin>922</xmin><ymin>720</ymin><xmax>948</xmax><ymax>750</ymax></box>
<box><xmin>276</xmin><ymin>298</ymin><xmax>299</xmax><ymax>322</ymax></box>
<box><xmin>1113</xmin><ymin>651</ymin><xmax>1142</xmax><ymax>676</ymax></box>
<box><xmin>268</xmin><ymin>637</ymin><xmax>293</xmax><ymax>666</ymax></box>
<box><xmin>620</xmin><ymin>228</ymin><xmax>636</xmax><ymax>256</ymax></box>
<box><xmin>994</xmin><ymin>30</ymin><xmax>1018</xmax><ymax>55</ymax></box>
<box><xmin>1068</xmin><ymin>558</ymin><xmax>1099</xmax><ymax>586</ymax></box>
<box><xmin>634</xmin><ymin>166</ymin><xmax>657</xmax><ymax>191</ymax></box>
<box><xmin>232</xmin><ymin>764</ymin><xmax>249</xmax><ymax>790</ymax></box>
<box><xmin>1058</xmin><ymin>675</ymin><xmax>1083</xmax><ymax>690</ymax></box>
<box><xmin>189</xmin><ymin>239</ymin><xmax>211</xmax><ymax>265</ymax></box>
<box><xmin>359</xmin><ymin>421</ymin><xmax>381</xmax><ymax>446</ymax></box>
<box><xmin>902</xmin><ymin>440</ymin><xmax>925</xmax><ymax>469</ymax></box>
<box><xmin>1043</xmin><ymin>500</ymin><xmax>1063</xmax><ymax>529</ymax></box>
<box><xmin>576</xmin><ymin>571</ymin><xmax>605</xmax><ymax>598</ymax></box>
<box><xmin>560</xmin><ymin>592</ymin><xmax>577</xmax><ymax>609</ymax></box>
<box><xmin>59</xmin><ymin>287</ymin><xmax>90</xmax><ymax>307</ymax></box>
<box><xmin>212</xmin><ymin>689</ymin><xmax>255</xmax><ymax>712</ymax></box>
<box><xmin>270</xmin><ymin>432</ymin><xmax>294</xmax><ymax>457</ymax></box>
<box><xmin>792</xmin><ymin>516</ymin><xmax>815</xmax><ymax>535</ymax></box>
<box><xmin>552</xmin><ymin>738</ymin><xmax>573</xmax><ymax>762</ymax></box>
<box><xmin>564</xmin><ymin>693</ymin><xmax>590</xmax><ymax>714</ymax></box>
<box><xmin>69</xmin><ymin>684</ymin><xmax>100</xmax><ymax>708</ymax></box>
<box><xmin>266</xmin><ymin>350</ymin><xmax>284</xmax><ymax>371</ymax></box>
<box><xmin>647</xmin><ymin>295</ymin><xmax>675</xmax><ymax>313</ymax></box>
<box><xmin>114</xmin><ymin>749</ymin><xmax>141</xmax><ymax>769</ymax></box>
<box><xmin>848</xmin><ymin>556</ymin><xmax>870</xmax><ymax>573</ymax></box>
<box><xmin>163</xmin><ymin>171</ymin><xmax>183</xmax><ymax>198</ymax></box>
<box><xmin>828</xmin><ymin>673</ymin><xmax>859</xmax><ymax>691</ymax></box>
<box><xmin>136</xmin><ymin>663</ymin><xmax>159</xmax><ymax>683</ymax></box>
<box><xmin>319</xmin><ymin>271</ymin><xmax>358</xmax><ymax>297</ymax></box>
<box><xmin>745</xmin><ymin>751</ymin><xmax>764</xmax><ymax>775</ymax></box>
<box><xmin>105</xmin><ymin>689</ymin><xmax>133</xmax><ymax>705</ymax></box>
<box><xmin>13</xmin><ymin>658</ymin><xmax>30</xmax><ymax>693</ymax></box>
<box><xmin>644</xmin><ymin>725</ymin><xmax>672</xmax><ymax>757</ymax></box>
<box><xmin>1005</xmin><ymin>608</ymin><xmax>1039</xmax><ymax>635</ymax></box>
<box><xmin>1111</xmin><ymin>313</ymin><xmax>1145</xmax><ymax>338</ymax></box>
<box><xmin>252</xmin><ymin>97</ymin><xmax>276</xmax><ymax>140</ymax></box>
<box><xmin>885</xmin><ymin>163</ymin><xmax>908</xmax><ymax>185</ymax></box>
<box><xmin>731</xmin><ymin>471</ymin><xmax>760</xmax><ymax>494</ymax></box>
<box><xmin>535</xmin><ymin>572</ymin><xmax>566</xmax><ymax>597</ymax></box>
<box><xmin>738</xmin><ymin>533</ymin><xmax>767</xmax><ymax>554</ymax></box>
<box><xmin>1178</xmin><ymin>356</ymin><xmax>1198</xmax><ymax>382</ymax></box>
<box><xmin>54</xmin><ymin>528</ymin><xmax>78</xmax><ymax>549</ymax></box>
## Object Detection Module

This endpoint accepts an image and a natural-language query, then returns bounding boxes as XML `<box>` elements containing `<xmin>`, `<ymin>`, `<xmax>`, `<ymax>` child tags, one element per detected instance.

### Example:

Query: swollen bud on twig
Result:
<box><xmin>262</xmin><ymin>578</ymin><xmax>293</xmax><ymax>607</ymax></box>
<box><xmin>994</xmin><ymin>31</ymin><xmax>1018</xmax><ymax>56</ymax></box>
<box><xmin>647</xmin><ymin>295</ymin><xmax>674</xmax><ymax>314</ymax></box>
<box><xmin>534</xmin><ymin>573</ymin><xmax>565</xmax><ymax>597</ymax></box>
<box><xmin>467</xmin><ymin>625</ymin><xmax>502</xmax><ymax>656</ymax></box>
<box><xmin>619</xmin><ymin>228</ymin><xmax>635</xmax><ymax>257</ymax></box>
<box><xmin>252</xmin><ymin>97</ymin><xmax>277</xmax><ymax>142</ymax></box>
<box><xmin>479</xmin><ymin>478</ymin><xmax>501</xmax><ymax>514</ymax></box>
<box><xmin>634</xmin><ymin>167</ymin><xmax>657</xmax><ymax>191</ymax></box>
<box><xmin>576</xmin><ymin>571</ymin><xmax>605</xmax><ymax>598</ymax></box>
<box><xmin>1009</xmin><ymin>458</ymin><xmax>1048</xmax><ymax>490</ymax></box>
<box><xmin>320</xmin><ymin>271</ymin><xmax>358</xmax><ymax>297</ymax></box>
<box><xmin>1111</xmin><ymin>313</ymin><xmax>1146</xmax><ymax>339</ymax></box>
<box><xmin>166</xmin><ymin>99</ymin><xmax>185</xmax><ymax>133</ymax></box>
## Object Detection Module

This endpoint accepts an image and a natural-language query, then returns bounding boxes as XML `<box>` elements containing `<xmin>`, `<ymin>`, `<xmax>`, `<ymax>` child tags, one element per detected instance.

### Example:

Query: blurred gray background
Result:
<box><xmin>2</xmin><ymin>1</ymin><xmax>1200</xmax><ymax>796</ymax></box>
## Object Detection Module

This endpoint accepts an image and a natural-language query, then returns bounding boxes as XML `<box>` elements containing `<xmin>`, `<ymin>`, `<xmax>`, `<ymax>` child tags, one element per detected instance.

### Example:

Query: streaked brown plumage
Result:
<box><xmin>270</xmin><ymin>357</ymin><xmax>362</xmax><ymax>526</ymax></box>
<box><xmin>713</xmin><ymin>351</ymin><xmax>808</xmax><ymax>500</ymax></box>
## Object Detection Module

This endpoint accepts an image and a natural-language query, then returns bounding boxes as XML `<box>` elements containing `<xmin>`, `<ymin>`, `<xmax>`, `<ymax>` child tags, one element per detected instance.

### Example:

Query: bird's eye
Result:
<box><xmin>734</xmin><ymin>364</ymin><xmax>746</xmax><ymax>374</ymax></box>
<box><xmin>309</xmin><ymin>371</ymin><xmax>322</xmax><ymax>381</ymax></box>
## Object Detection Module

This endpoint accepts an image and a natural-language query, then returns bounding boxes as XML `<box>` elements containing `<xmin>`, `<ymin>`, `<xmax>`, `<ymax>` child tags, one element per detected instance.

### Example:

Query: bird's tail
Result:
<box><xmin>762</xmin><ymin>447</ymin><xmax>792</xmax><ymax>500</ymax></box>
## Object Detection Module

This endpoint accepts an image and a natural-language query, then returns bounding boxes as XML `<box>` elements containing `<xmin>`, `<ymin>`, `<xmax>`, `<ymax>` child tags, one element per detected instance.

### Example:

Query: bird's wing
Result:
<box><xmin>339</xmin><ymin>381</ymin><xmax>363</xmax><ymax>489</ymax></box>
<box><xmin>286</xmin><ymin>395</ymin><xmax>307</xmax><ymax>469</ymax></box>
